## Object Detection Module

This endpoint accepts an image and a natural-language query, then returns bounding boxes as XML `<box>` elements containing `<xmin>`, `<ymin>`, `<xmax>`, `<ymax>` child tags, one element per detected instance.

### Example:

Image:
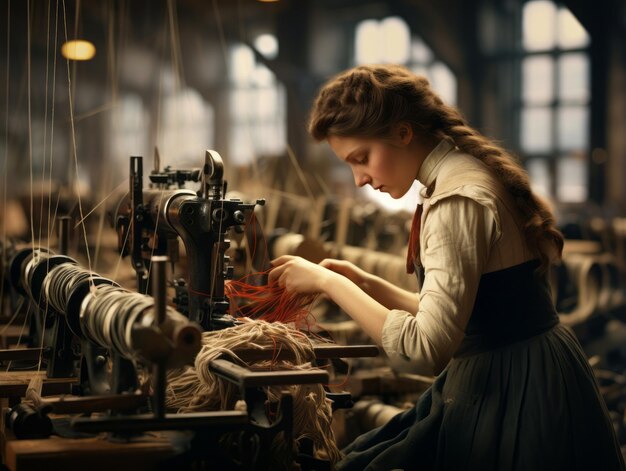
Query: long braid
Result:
<box><xmin>309</xmin><ymin>64</ymin><xmax>564</xmax><ymax>270</ymax></box>
<box><xmin>432</xmin><ymin>100</ymin><xmax>564</xmax><ymax>269</ymax></box>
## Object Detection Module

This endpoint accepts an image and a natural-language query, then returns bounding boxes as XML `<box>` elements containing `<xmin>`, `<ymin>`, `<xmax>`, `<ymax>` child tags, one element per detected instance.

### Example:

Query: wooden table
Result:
<box><xmin>0</xmin><ymin>371</ymin><xmax>75</xmax><ymax>405</ymax></box>
<box><xmin>3</xmin><ymin>431</ymin><xmax>189</xmax><ymax>471</ymax></box>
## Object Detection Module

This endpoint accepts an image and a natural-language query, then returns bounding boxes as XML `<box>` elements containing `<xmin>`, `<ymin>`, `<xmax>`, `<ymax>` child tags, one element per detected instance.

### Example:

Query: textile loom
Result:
<box><xmin>0</xmin><ymin>150</ymin><xmax>378</xmax><ymax>470</ymax></box>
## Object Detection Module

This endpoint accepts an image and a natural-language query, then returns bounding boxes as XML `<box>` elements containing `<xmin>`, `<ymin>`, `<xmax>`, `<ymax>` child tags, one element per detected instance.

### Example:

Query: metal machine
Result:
<box><xmin>0</xmin><ymin>149</ymin><xmax>376</xmax><ymax>470</ymax></box>
<box><xmin>113</xmin><ymin>150</ymin><xmax>265</xmax><ymax>331</ymax></box>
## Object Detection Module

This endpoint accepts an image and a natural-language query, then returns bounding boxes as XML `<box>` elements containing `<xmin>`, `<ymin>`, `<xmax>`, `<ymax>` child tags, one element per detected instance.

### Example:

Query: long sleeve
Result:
<box><xmin>381</xmin><ymin>196</ymin><xmax>498</xmax><ymax>376</ymax></box>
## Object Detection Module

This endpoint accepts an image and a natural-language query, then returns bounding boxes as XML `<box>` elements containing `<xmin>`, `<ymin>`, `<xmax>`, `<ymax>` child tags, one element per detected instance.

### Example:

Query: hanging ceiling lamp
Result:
<box><xmin>61</xmin><ymin>40</ymin><xmax>96</xmax><ymax>61</ymax></box>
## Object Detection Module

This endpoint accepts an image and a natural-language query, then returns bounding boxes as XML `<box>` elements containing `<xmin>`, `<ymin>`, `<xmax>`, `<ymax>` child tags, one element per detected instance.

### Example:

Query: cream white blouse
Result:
<box><xmin>381</xmin><ymin>140</ymin><xmax>535</xmax><ymax>376</ymax></box>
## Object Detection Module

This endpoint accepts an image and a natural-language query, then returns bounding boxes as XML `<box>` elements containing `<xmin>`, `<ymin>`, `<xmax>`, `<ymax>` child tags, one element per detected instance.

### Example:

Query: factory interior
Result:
<box><xmin>1</xmin><ymin>0</ymin><xmax>626</xmax><ymax>469</ymax></box>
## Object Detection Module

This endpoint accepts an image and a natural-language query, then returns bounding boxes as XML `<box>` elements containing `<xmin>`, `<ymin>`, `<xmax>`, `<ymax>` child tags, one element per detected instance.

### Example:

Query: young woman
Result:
<box><xmin>269</xmin><ymin>64</ymin><xmax>624</xmax><ymax>470</ymax></box>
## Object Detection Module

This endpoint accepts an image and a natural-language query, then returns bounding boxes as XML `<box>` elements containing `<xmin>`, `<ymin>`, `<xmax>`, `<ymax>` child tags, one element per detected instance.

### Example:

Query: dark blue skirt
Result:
<box><xmin>338</xmin><ymin>324</ymin><xmax>624</xmax><ymax>471</ymax></box>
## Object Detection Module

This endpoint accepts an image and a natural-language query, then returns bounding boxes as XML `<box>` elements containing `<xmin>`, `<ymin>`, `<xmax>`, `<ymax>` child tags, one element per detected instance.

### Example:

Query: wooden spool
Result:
<box><xmin>359</xmin><ymin>250</ymin><xmax>381</xmax><ymax>277</ymax></box>
<box><xmin>329</xmin><ymin>244</ymin><xmax>417</xmax><ymax>291</ymax></box>
<box><xmin>558</xmin><ymin>253</ymin><xmax>603</xmax><ymax>326</ymax></box>
<box><xmin>271</xmin><ymin>232</ymin><xmax>303</xmax><ymax>259</ymax></box>
<box><xmin>562</xmin><ymin>239</ymin><xmax>603</xmax><ymax>256</ymax></box>
<box><xmin>612</xmin><ymin>218</ymin><xmax>626</xmax><ymax>272</ymax></box>
<box><xmin>594</xmin><ymin>253</ymin><xmax>623</xmax><ymax>313</ymax></box>
<box><xmin>334</xmin><ymin>245</ymin><xmax>365</xmax><ymax>269</ymax></box>
<box><xmin>270</xmin><ymin>232</ymin><xmax>330</xmax><ymax>264</ymax></box>
<box><xmin>352</xmin><ymin>399</ymin><xmax>404</xmax><ymax>432</ymax></box>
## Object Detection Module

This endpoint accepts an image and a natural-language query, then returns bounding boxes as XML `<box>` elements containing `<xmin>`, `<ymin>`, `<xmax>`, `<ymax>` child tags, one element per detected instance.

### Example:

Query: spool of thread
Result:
<box><xmin>79</xmin><ymin>284</ymin><xmax>200</xmax><ymax>365</ymax></box>
<box><xmin>559</xmin><ymin>253</ymin><xmax>603</xmax><ymax>326</ymax></box>
<box><xmin>352</xmin><ymin>399</ymin><xmax>404</xmax><ymax>432</ymax></box>
<box><xmin>595</xmin><ymin>253</ymin><xmax>623</xmax><ymax>312</ymax></box>
<box><xmin>270</xmin><ymin>232</ymin><xmax>330</xmax><ymax>263</ymax></box>
<box><xmin>6</xmin><ymin>403</ymin><xmax>53</xmax><ymax>439</ymax></box>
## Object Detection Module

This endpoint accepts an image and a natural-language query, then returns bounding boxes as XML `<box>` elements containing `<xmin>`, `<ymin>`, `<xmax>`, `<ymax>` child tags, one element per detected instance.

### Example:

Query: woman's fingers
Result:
<box><xmin>268</xmin><ymin>256</ymin><xmax>292</xmax><ymax>284</ymax></box>
<box><xmin>320</xmin><ymin>258</ymin><xmax>348</xmax><ymax>275</ymax></box>
<box><xmin>319</xmin><ymin>258</ymin><xmax>334</xmax><ymax>268</ymax></box>
<box><xmin>318</xmin><ymin>258</ymin><xmax>363</xmax><ymax>286</ymax></box>
<box><xmin>267</xmin><ymin>256</ymin><xmax>325</xmax><ymax>293</ymax></box>
<box><xmin>270</xmin><ymin>255</ymin><xmax>296</xmax><ymax>267</ymax></box>
<box><xmin>268</xmin><ymin>262</ymin><xmax>287</xmax><ymax>284</ymax></box>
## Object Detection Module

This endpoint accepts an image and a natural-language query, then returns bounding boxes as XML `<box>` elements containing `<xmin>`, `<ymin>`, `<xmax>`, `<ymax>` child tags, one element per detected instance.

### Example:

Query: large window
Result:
<box><xmin>228</xmin><ymin>38</ymin><xmax>286</xmax><ymax>166</ymax></box>
<box><xmin>353</xmin><ymin>16</ymin><xmax>457</xmax><ymax>212</ymax></box>
<box><xmin>111</xmin><ymin>93</ymin><xmax>149</xmax><ymax>180</ymax></box>
<box><xmin>158</xmin><ymin>84</ymin><xmax>214</xmax><ymax>169</ymax></box>
<box><xmin>354</xmin><ymin>17</ymin><xmax>457</xmax><ymax>105</ymax></box>
<box><xmin>519</xmin><ymin>1</ymin><xmax>590</xmax><ymax>202</ymax></box>
<box><xmin>110</xmin><ymin>73</ymin><xmax>213</xmax><ymax>182</ymax></box>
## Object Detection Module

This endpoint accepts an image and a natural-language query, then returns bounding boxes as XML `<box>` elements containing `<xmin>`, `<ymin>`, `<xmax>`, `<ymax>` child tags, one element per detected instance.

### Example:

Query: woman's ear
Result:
<box><xmin>394</xmin><ymin>122</ymin><xmax>414</xmax><ymax>146</ymax></box>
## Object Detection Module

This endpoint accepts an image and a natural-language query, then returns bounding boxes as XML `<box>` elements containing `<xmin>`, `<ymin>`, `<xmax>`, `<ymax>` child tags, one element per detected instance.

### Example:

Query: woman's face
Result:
<box><xmin>327</xmin><ymin>128</ymin><xmax>424</xmax><ymax>199</ymax></box>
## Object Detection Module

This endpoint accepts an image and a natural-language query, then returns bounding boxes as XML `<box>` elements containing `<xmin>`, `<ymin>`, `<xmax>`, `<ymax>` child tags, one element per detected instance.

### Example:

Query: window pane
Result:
<box><xmin>526</xmin><ymin>158</ymin><xmax>551</xmax><ymax>198</ymax></box>
<box><xmin>229</xmin><ymin>45</ymin><xmax>255</xmax><ymax>85</ymax></box>
<box><xmin>252</xmin><ymin>64</ymin><xmax>274</xmax><ymax>87</ymax></box>
<box><xmin>229</xmin><ymin>43</ymin><xmax>285</xmax><ymax>166</ymax></box>
<box><xmin>557</xmin><ymin>8</ymin><xmax>589</xmax><ymax>49</ymax></box>
<box><xmin>558</xmin><ymin>53</ymin><xmax>589</xmax><ymax>102</ymax></box>
<box><xmin>523</xmin><ymin>1</ymin><xmax>557</xmax><ymax>51</ymax></box>
<box><xmin>230</xmin><ymin>89</ymin><xmax>253</xmax><ymax>121</ymax></box>
<box><xmin>556</xmin><ymin>155</ymin><xmax>587</xmax><ymax>202</ymax></box>
<box><xmin>381</xmin><ymin>17</ymin><xmax>410</xmax><ymax>63</ymax></box>
<box><xmin>256</xmin><ymin>88</ymin><xmax>278</xmax><ymax>119</ymax></box>
<box><xmin>252</xmin><ymin>122</ymin><xmax>285</xmax><ymax>155</ymax></box>
<box><xmin>557</xmin><ymin>105</ymin><xmax>588</xmax><ymax>151</ymax></box>
<box><xmin>229</xmin><ymin>126</ymin><xmax>255</xmax><ymax>165</ymax></box>
<box><xmin>112</xmin><ymin>94</ymin><xmax>149</xmax><ymax>175</ymax></box>
<box><xmin>430</xmin><ymin>62</ymin><xmax>457</xmax><ymax>105</ymax></box>
<box><xmin>160</xmin><ymin>89</ymin><xmax>212</xmax><ymax>166</ymax></box>
<box><xmin>522</xmin><ymin>55</ymin><xmax>554</xmax><ymax>104</ymax></box>
<box><xmin>355</xmin><ymin>20</ymin><xmax>381</xmax><ymax>64</ymax></box>
<box><xmin>521</xmin><ymin>107</ymin><xmax>552</xmax><ymax>153</ymax></box>
<box><xmin>411</xmin><ymin>37</ymin><xmax>433</xmax><ymax>64</ymax></box>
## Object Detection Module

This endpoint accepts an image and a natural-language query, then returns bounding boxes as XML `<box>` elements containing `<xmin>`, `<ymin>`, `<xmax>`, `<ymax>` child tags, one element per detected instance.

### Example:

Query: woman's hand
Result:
<box><xmin>269</xmin><ymin>255</ymin><xmax>336</xmax><ymax>294</ymax></box>
<box><xmin>270</xmin><ymin>255</ymin><xmax>389</xmax><ymax>346</ymax></box>
<box><xmin>319</xmin><ymin>258</ymin><xmax>368</xmax><ymax>288</ymax></box>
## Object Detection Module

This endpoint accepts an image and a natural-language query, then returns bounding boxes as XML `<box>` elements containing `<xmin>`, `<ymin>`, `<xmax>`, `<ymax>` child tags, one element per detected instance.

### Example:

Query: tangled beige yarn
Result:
<box><xmin>165</xmin><ymin>319</ymin><xmax>342</xmax><ymax>467</ymax></box>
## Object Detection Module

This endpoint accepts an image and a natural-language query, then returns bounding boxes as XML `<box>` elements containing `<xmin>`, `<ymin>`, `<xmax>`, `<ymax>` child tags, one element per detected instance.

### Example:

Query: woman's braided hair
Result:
<box><xmin>309</xmin><ymin>64</ymin><xmax>563</xmax><ymax>269</ymax></box>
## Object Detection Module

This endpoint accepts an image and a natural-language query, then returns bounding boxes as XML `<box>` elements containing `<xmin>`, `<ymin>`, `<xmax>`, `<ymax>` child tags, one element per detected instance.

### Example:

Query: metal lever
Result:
<box><xmin>202</xmin><ymin>150</ymin><xmax>225</xmax><ymax>199</ymax></box>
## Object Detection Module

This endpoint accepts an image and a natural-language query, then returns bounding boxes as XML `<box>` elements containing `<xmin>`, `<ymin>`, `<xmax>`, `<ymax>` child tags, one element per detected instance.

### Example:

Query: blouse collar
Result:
<box><xmin>417</xmin><ymin>139</ymin><xmax>455</xmax><ymax>188</ymax></box>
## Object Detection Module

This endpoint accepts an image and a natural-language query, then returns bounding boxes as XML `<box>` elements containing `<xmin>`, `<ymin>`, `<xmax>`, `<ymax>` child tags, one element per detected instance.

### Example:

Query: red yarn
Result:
<box><xmin>225</xmin><ymin>271</ymin><xmax>318</xmax><ymax>330</ymax></box>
